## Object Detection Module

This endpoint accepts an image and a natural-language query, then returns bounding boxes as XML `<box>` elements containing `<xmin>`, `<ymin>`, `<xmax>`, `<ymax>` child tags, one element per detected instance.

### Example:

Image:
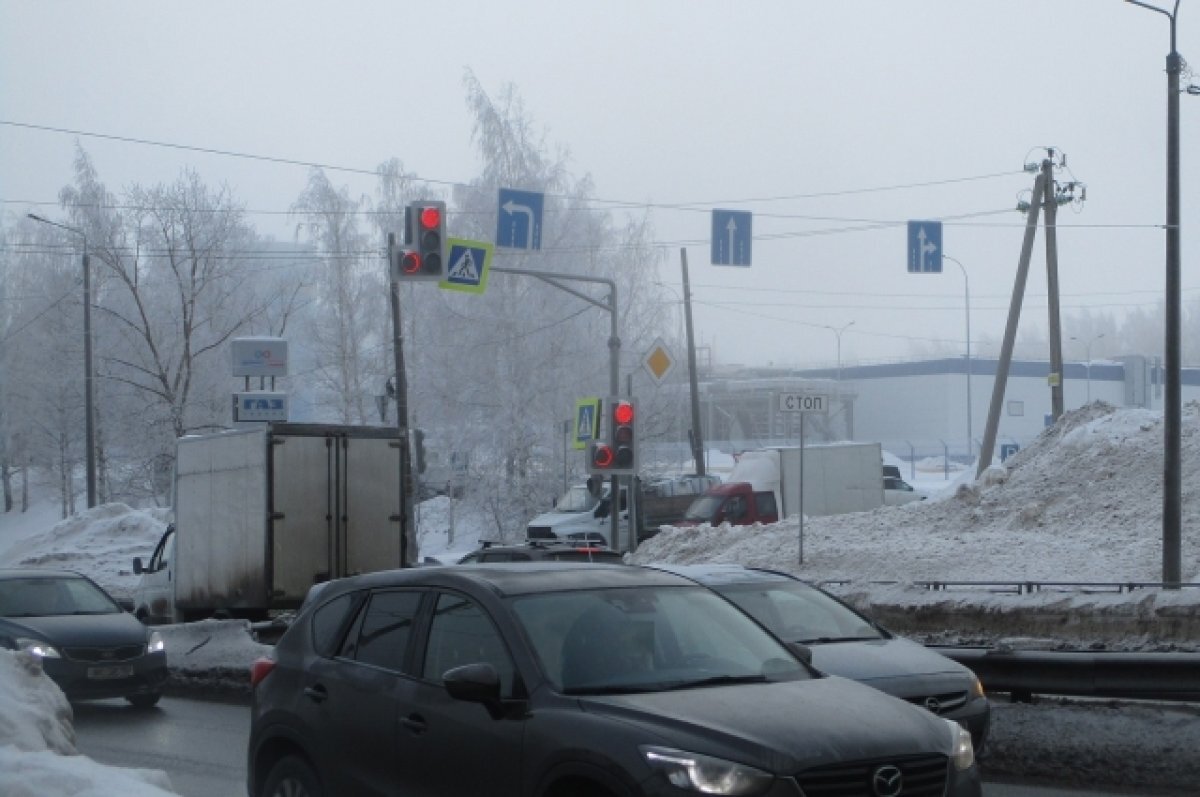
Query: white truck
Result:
<box><xmin>679</xmin><ymin>443</ymin><xmax>886</xmax><ymax>526</ymax></box>
<box><xmin>132</xmin><ymin>423</ymin><xmax>404</xmax><ymax>624</ymax></box>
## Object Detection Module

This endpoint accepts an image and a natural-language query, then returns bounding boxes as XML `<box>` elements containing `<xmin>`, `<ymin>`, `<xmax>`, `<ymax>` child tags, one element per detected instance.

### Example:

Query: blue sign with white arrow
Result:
<box><xmin>496</xmin><ymin>188</ymin><xmax>544</xmax><ymax>250</ymax></box>
<box><xmin>711</xmin><ymin>209</ymin><xmax>753</xmax><ymax>266</ymax></box>
<box><xmin>907</xmin><ymin>220</ymin><xmax>943</xmax><ymax>273</ymax></box>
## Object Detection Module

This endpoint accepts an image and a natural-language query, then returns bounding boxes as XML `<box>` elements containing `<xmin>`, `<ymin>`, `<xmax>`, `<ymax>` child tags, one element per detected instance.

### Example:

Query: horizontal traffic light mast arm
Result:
<box><xmin>491</xmin><ymin>266</ymin><xmax>615</xmax><ymax>315</ymax></box>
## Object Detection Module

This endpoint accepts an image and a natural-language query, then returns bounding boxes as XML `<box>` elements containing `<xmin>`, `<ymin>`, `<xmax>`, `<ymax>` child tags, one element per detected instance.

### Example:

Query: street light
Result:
<box><xmin>26</xmin><ymin>213</ymin><xmax>97</xmax><ymax>509</ymax></box>
<box><xmin>822</xmin><ymin>321</ymin><xmax>855</xmax><ymax>382</ymax></box>
<box><xmin>1125</xmin><ymin>0</ymin><xmax>1185</xmax><ymax>587</ymax></box>
<box><xmin>943</xmin><ymin>255</ymin><xmax>973</xmax><ymax>460</ymax></box>
<box><xmin>1069</xmin><ymin>333</ymin><xmax>1105</xmax><ymax>404</ymax></box>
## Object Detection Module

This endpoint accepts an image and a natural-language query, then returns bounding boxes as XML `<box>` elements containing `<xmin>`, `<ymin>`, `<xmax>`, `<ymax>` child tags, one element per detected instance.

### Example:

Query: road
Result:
<box><xmin>71</xmin><ymin>697</ymin><xmax>1174</xmax><ymax>797</ymax></box>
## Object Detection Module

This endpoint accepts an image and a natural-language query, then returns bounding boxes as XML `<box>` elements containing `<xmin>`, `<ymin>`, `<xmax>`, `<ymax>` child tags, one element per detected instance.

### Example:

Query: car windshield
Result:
<box><xmin>714</xmin><ymin>580</ymin><xmax>884</xmax><ymax>644</ymax></box>
<box><xmin>0</xmin><ymin>575</ymin><xmax>122</xmax><ymax>618</ymax></box>
<box><xmin>511</xmin><ymin>584</ymin><xmax>810</xmax><ymax>694</ymax></box>
<box><xmin>682</xmin><ymin>495</ymin><xmax>722</xmax><ymax>522</ymax></box>
<box><xmin>555</xmin><ymin>485</ymin><xmax>598</xmax><ymax>513</ymax></box>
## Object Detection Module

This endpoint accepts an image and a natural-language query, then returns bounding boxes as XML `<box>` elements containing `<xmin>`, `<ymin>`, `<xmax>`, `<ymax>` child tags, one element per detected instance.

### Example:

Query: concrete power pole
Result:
<box><xmin>1043</xmin><ymin>157</ymin><xmax>1066</xmax><ymax>422</ymax></box>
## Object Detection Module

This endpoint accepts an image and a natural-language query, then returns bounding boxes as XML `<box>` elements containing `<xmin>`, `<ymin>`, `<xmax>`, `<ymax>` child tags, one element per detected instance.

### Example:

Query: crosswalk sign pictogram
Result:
<box><xmin>440</xmin><ymin>238</ymin><xmax>494</xmax><ymax>294</ymax></box>
<box><xmin>573</xmin><ymin>397</ymin><xmax>602</xmax><ymax>450</ymax></box>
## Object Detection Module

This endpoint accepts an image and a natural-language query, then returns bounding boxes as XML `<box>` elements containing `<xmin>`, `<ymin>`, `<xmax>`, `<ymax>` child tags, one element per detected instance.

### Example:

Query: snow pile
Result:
<box><xmin>632</xmin><ymin>402</ymin><xmax>1200</xmax><ymax>584</ymax></box>
<box><xmin>1</xmin><ymin>504</ymin><xmax>169</xmax><ymax>605</ymax></box>
<box><xmin>0</xmin><ymin>650</ymin><xmax>179</xmax><ymax>796</ymax></box>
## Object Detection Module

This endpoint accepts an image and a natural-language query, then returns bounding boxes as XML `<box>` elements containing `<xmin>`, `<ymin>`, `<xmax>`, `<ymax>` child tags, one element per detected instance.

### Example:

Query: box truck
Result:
<box><xmin>132</xmin><ymin>423</ymin><xmax>404</xmax><ymax>623</ymax></box>
<box><xmin>679</xmin><ymin>443</ymin><xmax>885</xmax><ymax>527</ymax></box>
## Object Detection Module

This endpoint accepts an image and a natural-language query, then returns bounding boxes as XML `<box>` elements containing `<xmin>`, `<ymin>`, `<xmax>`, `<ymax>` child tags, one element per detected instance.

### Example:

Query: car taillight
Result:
<box><xmin>250</xmin><ymin>656</ymin><xmax>276</xmax><ymax>688</ymax></box>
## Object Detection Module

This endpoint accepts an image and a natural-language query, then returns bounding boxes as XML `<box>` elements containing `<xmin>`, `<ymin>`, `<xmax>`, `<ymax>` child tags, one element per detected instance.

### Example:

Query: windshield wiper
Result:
<box><xmin>795</xmin><ymin>636</ymin><xmax>879</xmax><ymax>644</ymax></box>
<box><xmin>561</xmin><ymin>683</ymin><xmax>664</xmax><ymax>696</ymax></box>
<box><xmin>661</xmin><ymin>674</ymin><xmax>769</xmax><ymax>691</ymax></box>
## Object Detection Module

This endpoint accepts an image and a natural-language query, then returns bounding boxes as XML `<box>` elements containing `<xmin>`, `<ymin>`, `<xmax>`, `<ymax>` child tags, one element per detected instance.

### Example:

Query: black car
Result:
<box><xmin>248</xmin><ymin>563</ymin><xmax>981</xmax><ymax>797</ymax></box>
<box><xmin>649</xmin><ymin>564</ymin><xmax>990</xmax><ymax>751</ymax></box>
<box><xmin>0</xmin><ymin>568</ymin><xmax>168</xmax><ymax>707</ymax></box>
<box><xmin>456</xmin><ymin>539</ymin><xmax>625</xmax><ymax>564</ymax></box>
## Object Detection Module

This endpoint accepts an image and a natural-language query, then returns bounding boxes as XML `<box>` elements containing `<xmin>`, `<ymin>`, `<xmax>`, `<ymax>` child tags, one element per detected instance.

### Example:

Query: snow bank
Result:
<box><xmin>0</xmin><ymin>651</ymin><xmax>179</xmax><ymax>796</ymax></box>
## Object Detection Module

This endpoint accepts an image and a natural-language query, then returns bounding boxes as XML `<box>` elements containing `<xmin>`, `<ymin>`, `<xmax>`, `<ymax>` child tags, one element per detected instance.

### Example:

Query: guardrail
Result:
<box><xmin>931</xmin><ymin>646</ymin><xmax>1200</xmax><ymax>702</ymax></box>
<box><xmin>819</xmin><ymin>579</ymin><xmax>1200</xmax><ymax>595</ymax></box>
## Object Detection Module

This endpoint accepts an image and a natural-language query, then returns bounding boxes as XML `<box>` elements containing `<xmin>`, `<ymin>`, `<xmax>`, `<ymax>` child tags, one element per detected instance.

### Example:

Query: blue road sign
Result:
<box><xmin>711</xmin><ymin>209</ymin><xmax>753</xmax><ymax>266</ymax></box>
<box><xmin>573</xmin><ymin>397</ymin><xmax>601</xmax><ymax>450</ymax></box>
<box><xmin>496</xmin><ymin>188</ymin><xmax>544</xmax><ymax>250</ymax></box>
<box><xmin>441</xmin><ymin>238</ymin><xmax>494</xmax><ymax>294</ymax></box>
<box><xmin>1000</xmin><ymin>443</ymin><xmax>1019</xmax><ymax>461</ymax></box>
<box><xmin>907</xmin><ymin>220</ymin><xmax>943</xmax><ymax>273</ymax></box>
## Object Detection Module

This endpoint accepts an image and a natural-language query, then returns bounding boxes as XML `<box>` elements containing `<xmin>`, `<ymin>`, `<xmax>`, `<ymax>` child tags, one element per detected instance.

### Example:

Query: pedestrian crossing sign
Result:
<box><xmin>440</xmin><ymin>238</ymin><xmax>494</xmax><ymax>294</ymax></box>
<box><xmin>573</xmin><ymin>397</ymin><xmax>602</xmax><ymax>450</ymax></box>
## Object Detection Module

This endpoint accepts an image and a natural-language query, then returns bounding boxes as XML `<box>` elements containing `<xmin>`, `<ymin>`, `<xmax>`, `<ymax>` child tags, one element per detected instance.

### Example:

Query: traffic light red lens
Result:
<box><xmin>401</xmin><ymin>252</ymin><xmax>422</xmax><ymax>274</ymax></box>
<box><xmin>592</xmin><ymin>444</ymin><xmax>614</xmax><ymax>468</ymax></box>
<box><xmin>613</xmin><ymin>403</ymin><xmax>634</xmax><ymax>424</ymax></box>
<box><xmin>420</xmin><ymin>206</ymin><xmax>441</xmax><ymax>229</ymax></box>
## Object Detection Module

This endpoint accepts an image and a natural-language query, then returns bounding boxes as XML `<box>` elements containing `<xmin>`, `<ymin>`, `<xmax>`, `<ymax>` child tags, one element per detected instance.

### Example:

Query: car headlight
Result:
<box><xmin>147</xmin><ymin>631</ymin><xmax>165</xmax><ymax>654</ymax></box>
<box><xmin>15</xmin><ymin>637</ymin><xmax>62</xmax><ymax>659</ymax></box>
<box><xmin>641</xmin><ymin>746</ymin><xmax>772</xmax><ymax>795</ymax></box>
<box><xmin>945</xmin><ymin>719</ymin><xmax>975</xmax><ymax>771</ymax></box>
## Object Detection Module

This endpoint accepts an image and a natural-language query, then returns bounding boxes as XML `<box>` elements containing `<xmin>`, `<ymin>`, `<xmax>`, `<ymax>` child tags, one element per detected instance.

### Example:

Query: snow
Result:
<box><xmin>1</xmin><ymin>402</ymin><xmax>1199</xmax><ymax>793</ymax></box>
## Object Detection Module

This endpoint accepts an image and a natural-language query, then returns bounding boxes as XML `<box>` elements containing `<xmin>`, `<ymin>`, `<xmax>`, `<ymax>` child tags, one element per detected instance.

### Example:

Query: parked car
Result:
<box><xmin>456</xmin><ymin>540</ymin><xmax>625</xmax><ymax>564</ymax></box>
<box><xmin>248</xmin><ymin>563</ymin><xmax>981</xmax><ymax>797</ymax></box>
<box><xmin>0</xmin><ymin>568</ymin><xmax>168</xmax><ymax>707</ymax></box>
<box><xmin>648</xmin><ymin>563</ymin><xmax>990</xmax><ymax>750</ymax></box>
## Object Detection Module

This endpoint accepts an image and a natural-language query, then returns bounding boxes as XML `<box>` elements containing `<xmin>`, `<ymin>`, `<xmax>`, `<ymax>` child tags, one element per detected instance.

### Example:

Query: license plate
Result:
<box><xmin>87</xmin><ymin>665</ymin><xmax>134</xmax><ymax>680</ymax></box>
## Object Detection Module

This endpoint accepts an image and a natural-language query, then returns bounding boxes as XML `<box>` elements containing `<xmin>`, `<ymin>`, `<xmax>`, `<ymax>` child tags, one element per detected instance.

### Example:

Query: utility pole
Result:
<box><xmin>977</xmin><ymin>172</ymin><xmax>1047</xmax><ymax>478</ymax></box>
<box><xmin>1043</xmin><ymin>157</ymin><xmax>1066</xmax><ymax>422</ymax></box>
<box><xmin>681</xmin><ymin>249</ymin><xmax>706</xmax><ymax>476</ymax></box>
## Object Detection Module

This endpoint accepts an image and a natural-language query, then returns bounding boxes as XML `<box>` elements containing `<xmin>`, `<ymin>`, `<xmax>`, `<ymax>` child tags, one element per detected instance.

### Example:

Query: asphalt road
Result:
<box><xmin>70</xmin><ymin>696</ymin><xmax>1178</xmax><ymax>797</ymax></box>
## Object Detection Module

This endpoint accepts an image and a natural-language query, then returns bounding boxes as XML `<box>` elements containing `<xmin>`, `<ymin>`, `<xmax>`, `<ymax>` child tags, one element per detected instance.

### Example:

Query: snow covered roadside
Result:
<box><xmin>0</xmin><ymin>650</ymin><xmax>180</xmax><ymax>797</ymax></box>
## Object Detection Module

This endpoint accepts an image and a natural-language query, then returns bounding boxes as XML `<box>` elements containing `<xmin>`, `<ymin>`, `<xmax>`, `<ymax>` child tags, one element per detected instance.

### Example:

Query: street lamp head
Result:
<box><xmin>1187</xmin><ymin>84</ymin><xmax>1200</xmax><ymax>95</ymax></box>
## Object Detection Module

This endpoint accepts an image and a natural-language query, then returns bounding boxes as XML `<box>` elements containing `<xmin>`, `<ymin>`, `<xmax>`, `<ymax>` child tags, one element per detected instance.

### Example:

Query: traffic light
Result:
<box><xmin>610</xmin><ymin>398</ymin><xmax>636</xmax><ymax>473</ymax></box>
<box><xmin>393</xmin><ymin>200</ymin><xmax>446</xmax><ymax>282</ymax></box>
<box><xmin>587</xmin><ymin>397</ymin><xmax>637</xmax><ymax>476</ymax></box>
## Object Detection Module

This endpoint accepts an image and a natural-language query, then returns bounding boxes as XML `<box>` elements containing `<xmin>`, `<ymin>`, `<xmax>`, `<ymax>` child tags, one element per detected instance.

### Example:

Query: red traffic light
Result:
<box><xmin>419</xmin><ymin>206</ymin><xmax>442</xmax><ymax>230</ymax></box>
<box><xmin>400</xmin><ymin>251</ymin><xmax>422</xmax><ymax>274</ymax></box>
<box><xmin>592</xmin><ymin>443</ymin><xmax>614</xmax><ymax>469</ymax></box>
<box><xmin>613</xmin><ymin>402</ymin><xmax>634</xmax><ymax>425</ymax></box>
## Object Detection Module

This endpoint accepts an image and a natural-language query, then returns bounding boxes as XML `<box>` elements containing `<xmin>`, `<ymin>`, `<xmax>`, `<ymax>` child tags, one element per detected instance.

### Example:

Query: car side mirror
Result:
<box><xmin>133</xmin><ymin>557</ymin><xmax>145</xmax><ymax>575</ymax></box>
<box><xmin>786</xmin><ymin>641</ymin><xmax>814</xmax><ymax>666</ymax></box>
<box><xmin>443</xmin><ymin>663</ymin><xmax>505</xmax><ymax>718</ymax></box>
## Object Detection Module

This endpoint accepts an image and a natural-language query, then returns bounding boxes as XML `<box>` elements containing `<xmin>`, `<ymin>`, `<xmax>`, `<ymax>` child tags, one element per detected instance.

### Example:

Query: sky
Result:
<box><xmin>2</xmin><ymin>401</ymin><xmax>1200</xmax><ymax>793</ymax></box>
<box><xmin>2</xmin><ymin>1</ymin><xmax>1198</xmax><ymax>370</ymax></box>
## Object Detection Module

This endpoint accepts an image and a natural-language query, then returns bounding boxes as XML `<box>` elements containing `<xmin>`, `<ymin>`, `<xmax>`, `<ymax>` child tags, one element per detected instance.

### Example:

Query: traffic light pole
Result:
<box><xmin>492</xmin><ymin>265</ymin><xmax>623</xmax><ymax>548</ymax></box>
<box><xmin>387</xmin><ymin>233</ymin><xmax>418</xmax><ymax>566</ymax></box>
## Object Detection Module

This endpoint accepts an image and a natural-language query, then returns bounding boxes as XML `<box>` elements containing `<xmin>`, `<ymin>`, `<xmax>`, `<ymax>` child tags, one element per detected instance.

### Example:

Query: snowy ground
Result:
<box><xmin>2</xmin><ymin>402</ymin><xmax>1199</xmax><ymax>793</ymax></box>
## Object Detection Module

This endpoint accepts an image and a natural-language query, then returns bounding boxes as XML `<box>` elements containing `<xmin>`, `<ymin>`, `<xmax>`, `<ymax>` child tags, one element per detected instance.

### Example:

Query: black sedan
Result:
<box><xmin>0</xmin><ymin>568</ymin><xmax>168</xmax><ymax>707</ymax></box>
<box><xmin>249</xmin><ymin>562</ymin><xmax>981</xmax><ymax>797</ymax></box>
<box><xmin>649</xmin><ymin>563</ymin><xmax>991</xmax><ymax>751</ymax></box>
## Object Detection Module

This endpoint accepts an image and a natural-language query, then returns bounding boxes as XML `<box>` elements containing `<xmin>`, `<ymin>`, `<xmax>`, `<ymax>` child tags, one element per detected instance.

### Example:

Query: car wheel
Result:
<box><xmin>262</xmin><ymin>755</ymin><xmax>323</xmax><ymax>797</ymax></box>
<box><xmin>126</xmin><ymin>692</ymin><xmax>161</xmax><ymax>709</ymax></box>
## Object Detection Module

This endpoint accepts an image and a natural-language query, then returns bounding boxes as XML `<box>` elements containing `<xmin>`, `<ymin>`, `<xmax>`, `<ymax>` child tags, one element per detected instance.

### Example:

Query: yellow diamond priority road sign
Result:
<box><xmin>643</xmin><ymin>338</ymin><xmax>675</xmax><ymax>384</ymax></box>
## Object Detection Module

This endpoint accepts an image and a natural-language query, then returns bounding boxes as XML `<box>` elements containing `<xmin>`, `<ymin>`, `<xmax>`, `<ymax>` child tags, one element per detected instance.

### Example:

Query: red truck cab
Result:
<box><xmin>678</xmin><ymin>482</ymin><xmax>780</xmax><ymax>527</ymax></box>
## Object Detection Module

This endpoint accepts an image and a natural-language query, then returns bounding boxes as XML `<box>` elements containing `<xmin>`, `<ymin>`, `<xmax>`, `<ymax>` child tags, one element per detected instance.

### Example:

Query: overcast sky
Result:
<box><xmin>2</xmin><ymin>0</ymin><xmax>1196</xmax><ymax>369</ymax></box>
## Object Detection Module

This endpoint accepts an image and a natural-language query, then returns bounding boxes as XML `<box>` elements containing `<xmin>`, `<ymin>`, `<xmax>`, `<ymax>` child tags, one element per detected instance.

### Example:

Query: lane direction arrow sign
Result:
<box><xmin>907</xmin><ymin>220</ymin><xmax>943</xmax><ymax>273</ymax></box>
<box><xmin>711</xmin><ymin>209</ymin><xmax>753</xmax><ymax>266</ymax></box>
<box><xmin>496</xmin><ymin>188</ymin><xmax>544</xmax><ymax>250</ymax></box>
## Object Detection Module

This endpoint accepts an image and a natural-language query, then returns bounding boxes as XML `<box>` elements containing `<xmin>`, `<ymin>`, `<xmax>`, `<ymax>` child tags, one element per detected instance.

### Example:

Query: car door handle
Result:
<box><xmin>399</xmin><ymin>714</ymin><xmax>427</xmax><ymax>734</ymax></box>
<box><xmin>303</xmin><ymin>685</ymin><xmax>328</xmax><ymax>703</ymax></box>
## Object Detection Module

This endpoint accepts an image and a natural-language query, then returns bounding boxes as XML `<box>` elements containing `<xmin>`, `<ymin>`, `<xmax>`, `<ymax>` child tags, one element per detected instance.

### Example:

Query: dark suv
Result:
<box><xmin>456</xmin><ymin>540</ymin><xmax>625</xmax><ymax>564</ymax></box>
<box><xmin>248</xmin><ymin>563</ymin><xmax>981</xmax><ymax>797</ymax></box>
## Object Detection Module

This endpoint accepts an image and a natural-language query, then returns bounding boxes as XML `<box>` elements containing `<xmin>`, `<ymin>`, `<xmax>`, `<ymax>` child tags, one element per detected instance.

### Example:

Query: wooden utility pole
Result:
<box><xmin>1043</xmin><ymin>158</ymin><xmax>1066</xmax><ymax>422</ymax></box>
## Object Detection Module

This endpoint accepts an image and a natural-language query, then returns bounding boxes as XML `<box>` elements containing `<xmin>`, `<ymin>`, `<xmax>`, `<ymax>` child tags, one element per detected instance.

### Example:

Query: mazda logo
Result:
<box><xmin>923</xmin><ymin>696</ymin><xmax>942</xmax><ymax>713</ymax></box>
<box><xmin>872</xmin><ymin>764</ymin><xmax>903</xmax><ymax>797</ymax></box>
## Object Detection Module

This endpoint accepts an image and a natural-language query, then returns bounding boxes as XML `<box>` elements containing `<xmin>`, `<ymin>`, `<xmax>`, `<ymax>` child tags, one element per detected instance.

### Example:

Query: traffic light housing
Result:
<box><xmin>587</xmin><ymin>397</ymin><xmax>637</xmax><ymax>476</ymax></box>
<box><xmin>394</xmin><ymin>200</ymin><xmax>446</xmax><ymax>282</ymax></box>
